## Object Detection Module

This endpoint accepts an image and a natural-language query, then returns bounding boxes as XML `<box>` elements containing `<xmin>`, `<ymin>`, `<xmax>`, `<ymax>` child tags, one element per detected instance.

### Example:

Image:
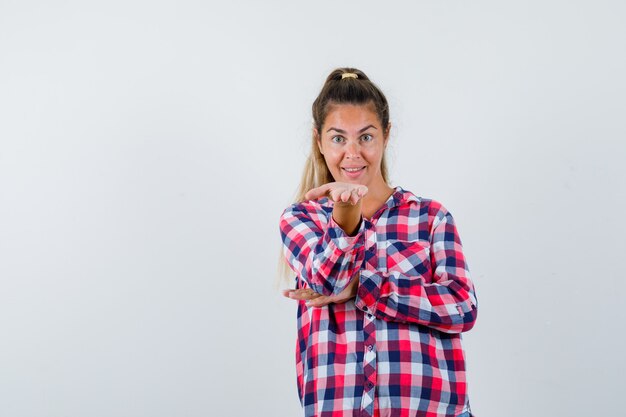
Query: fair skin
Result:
<box><xmin>282</xmin><ymin>102</ymin><xmax>395</xmax><ymax>307</ymax></box>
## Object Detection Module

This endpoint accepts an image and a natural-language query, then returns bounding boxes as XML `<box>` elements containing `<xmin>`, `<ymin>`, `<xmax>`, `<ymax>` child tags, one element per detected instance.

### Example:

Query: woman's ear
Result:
<box><xmin>314</xmin><ymin>128</ymin><xmax>323</xmax><ymax>155</ymax></box>
<box><xmin>384</xmin><ymin>123</ymin><xmax>391</xmax><ymax>147</ymax></box>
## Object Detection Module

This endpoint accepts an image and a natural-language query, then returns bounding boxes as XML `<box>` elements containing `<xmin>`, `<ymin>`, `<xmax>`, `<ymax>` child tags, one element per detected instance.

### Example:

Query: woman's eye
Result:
<box><xmin>331</xmin><ymin>136</ymin><xmax>344</xmax><ymax>143</ymax></box>
<box><xmin>361</xmin><ymin>134</ymin><xmax>373</xmax><ymax>142</ymax></box>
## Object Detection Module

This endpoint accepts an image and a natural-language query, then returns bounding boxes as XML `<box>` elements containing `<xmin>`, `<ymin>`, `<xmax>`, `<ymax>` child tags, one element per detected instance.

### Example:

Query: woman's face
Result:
<box><xmin>315</xmin><ymin>103</ymin><xmax>389</xmax><ymax>188</ymax></box>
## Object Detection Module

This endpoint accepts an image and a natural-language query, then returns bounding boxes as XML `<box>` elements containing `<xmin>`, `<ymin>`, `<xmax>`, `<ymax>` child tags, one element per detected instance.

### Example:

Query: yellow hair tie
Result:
<box><xmin>341</xmin><ymin>73</ymin><xmax>358</xmax><ymax>79</ymax></box>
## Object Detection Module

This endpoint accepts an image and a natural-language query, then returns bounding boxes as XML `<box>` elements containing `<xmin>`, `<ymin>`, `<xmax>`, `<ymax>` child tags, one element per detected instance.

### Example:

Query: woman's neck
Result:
<box><xmin>361</xmin><ymin>178</ymin><xmax>395</xmax><ymax>219</ymax></box>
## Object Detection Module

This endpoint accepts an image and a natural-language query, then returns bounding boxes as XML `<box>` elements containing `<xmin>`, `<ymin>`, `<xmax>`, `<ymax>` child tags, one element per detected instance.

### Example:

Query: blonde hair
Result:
<box><xmin>276</xmin><ymin>67</ymin><xmax>392</xmax><ymax>287</ymax></box>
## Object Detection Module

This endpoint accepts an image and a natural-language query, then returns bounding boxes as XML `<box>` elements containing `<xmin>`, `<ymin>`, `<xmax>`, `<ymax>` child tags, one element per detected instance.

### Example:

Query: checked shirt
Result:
<box><xmin>279</xmin><ymin>186</ymin><xmax>478</xmax><ymax>417</ymax></box>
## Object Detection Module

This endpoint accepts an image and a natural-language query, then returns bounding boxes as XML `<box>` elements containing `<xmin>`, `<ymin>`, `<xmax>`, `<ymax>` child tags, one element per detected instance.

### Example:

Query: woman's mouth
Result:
<box><xmin>342</xmin><ymin>166</ymin><xmax>366</xmax><ymax>178</ymax></box>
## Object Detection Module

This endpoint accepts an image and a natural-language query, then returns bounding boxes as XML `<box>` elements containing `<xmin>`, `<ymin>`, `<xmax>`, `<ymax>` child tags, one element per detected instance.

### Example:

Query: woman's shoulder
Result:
<box><xmin>393</xmin><ymin>186</ymin><xmax>447</xmax><ymax>211</ymax></box>
<box><xmin>394</xmin><ymin>186</ymin><xmax>453</xmax><ymax>219</ymax></box>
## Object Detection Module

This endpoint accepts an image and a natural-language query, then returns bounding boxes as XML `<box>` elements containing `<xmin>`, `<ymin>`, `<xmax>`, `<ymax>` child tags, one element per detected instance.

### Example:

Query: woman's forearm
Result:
<box><xmin>332</xmin><ymin>201</ymin><xmax>362</xmax><ymax>236</ymax></box>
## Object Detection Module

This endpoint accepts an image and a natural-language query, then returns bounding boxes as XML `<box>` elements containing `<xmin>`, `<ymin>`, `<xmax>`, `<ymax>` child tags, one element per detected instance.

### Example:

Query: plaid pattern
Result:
<box><xmin>279</xmin><ymin>186</ymin><xmax>478</xmax><ymax>417</ymax></box>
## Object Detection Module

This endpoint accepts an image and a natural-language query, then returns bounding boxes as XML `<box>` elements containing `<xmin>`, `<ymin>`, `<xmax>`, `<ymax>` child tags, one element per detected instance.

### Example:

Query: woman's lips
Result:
<box><xmin>342</xmin><ymin>166</ymin><xmax>366</xmax><ymax>178</ymax></box>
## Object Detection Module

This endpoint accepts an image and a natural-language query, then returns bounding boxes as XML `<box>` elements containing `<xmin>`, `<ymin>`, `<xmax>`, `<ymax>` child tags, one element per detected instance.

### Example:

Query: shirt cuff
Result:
<box><xmin>355</xmin><ymin>270</ymin><xmax>381</xmax><ymax>314</ymax></box>
<box><xmin>327</xmin><ymin>214</ymin><xmax>365</xmax><ymax>252</ymax></box>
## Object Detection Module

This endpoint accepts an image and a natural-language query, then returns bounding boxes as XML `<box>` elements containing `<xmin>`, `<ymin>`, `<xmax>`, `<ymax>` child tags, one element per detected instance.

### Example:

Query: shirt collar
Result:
<box><xmin>389</xmin><ymin>185</ymin><xmax>420</xmax><ymax>208</ymax></box>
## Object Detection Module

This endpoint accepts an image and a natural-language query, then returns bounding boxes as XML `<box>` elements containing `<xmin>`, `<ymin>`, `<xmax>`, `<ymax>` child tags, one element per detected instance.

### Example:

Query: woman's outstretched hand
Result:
<box><xmin>282</xmin><ymin>277</ymin><xmax>359</xmax><ymax>308</ymax></box>
<box><xmin>305</xmin><ymin>182</ymin><xmax>368</xmax><ymax>206</ymax></box>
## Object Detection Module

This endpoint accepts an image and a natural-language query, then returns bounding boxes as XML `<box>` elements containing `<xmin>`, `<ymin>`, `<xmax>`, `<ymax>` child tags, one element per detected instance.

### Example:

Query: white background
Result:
<box><xmin>1</xmin><ymin>1</ymin><xmax>625</xmax><ymax>416</ymax></box>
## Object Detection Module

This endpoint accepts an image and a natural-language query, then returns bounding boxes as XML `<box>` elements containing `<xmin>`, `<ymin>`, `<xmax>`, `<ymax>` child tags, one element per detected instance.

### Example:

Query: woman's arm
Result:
<box><xmin>355</xmin><ymin>208</ymin><xmax>478</xmax><ymax>334</ymax></box>
<box><xmin>279</xmin><ymin>183</ymin><xmax>368</xmax><ymax>296</ymax></box>
<box><xmin>306</xmin><ymin>182</ymin><xmax>367</xmax><ymax>236</ymax></box>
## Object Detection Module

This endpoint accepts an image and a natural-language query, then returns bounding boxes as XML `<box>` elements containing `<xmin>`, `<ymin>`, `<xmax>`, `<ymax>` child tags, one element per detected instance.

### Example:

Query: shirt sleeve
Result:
<box><xmin>279</xmin><ymin>202</ymin><xmax>366</xmax><ymax>296</ymax></box>
<box><xmin>354</xmin><ymin>208</ymin><xmax>478</xmax><ymax>334</ymax></box>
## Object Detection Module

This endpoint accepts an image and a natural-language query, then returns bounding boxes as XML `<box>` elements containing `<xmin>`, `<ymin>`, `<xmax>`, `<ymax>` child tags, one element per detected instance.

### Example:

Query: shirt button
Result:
<box><xmin>367</xmin><ymin>345</ymin><xmax>373</xmax><ymax>351</ymax></box>
<box><xmin>367</xmin><ymin>381</ymin><xmax>374</xmax><ymax>389</ymax></box>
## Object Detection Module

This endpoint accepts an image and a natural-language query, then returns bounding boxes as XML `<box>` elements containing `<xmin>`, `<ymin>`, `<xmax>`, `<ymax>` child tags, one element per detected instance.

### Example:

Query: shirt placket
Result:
<box><xmin>360</xmin><ymin>219</ymin><xmax>379</xmax><ymax>417</ymax></box>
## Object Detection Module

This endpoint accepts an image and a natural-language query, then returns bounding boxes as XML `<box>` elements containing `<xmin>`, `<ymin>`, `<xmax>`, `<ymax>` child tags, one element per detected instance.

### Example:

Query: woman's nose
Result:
<box><xmin>346</xmin><ymin>141</ymin><xmax>361</xmax><ymax>158</ymax></box>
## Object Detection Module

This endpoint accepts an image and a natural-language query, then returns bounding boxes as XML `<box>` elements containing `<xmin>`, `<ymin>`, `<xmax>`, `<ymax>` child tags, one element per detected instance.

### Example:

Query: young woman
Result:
<box><xmin>279</xmin><ymin>67</ymin><xmax>478</xmax><ymax>417</ymax></box>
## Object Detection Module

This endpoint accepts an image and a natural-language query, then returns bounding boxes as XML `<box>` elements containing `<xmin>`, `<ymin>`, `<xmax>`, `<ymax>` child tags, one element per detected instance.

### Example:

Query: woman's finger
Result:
<box><xmin>340</xmin><ymin>189</ymin><xmax>352</xmax><ymax>202</ymax></box>
<box><xmin>286</xmin><ymin>289</ymin><xmax>323</xmax><ymax>301</ymax></box>
<box><xmin>304</xmin><ymin>184</ymin><xmax>330</xmax><ymax>200</ymax></box>
<box><xmin>306</xmin><ymin>182</ymin><xmax>368</xmax><ymax>204</ymax></box>
<box><xmin>349</xmin><ymin>188</ymin><xmax>360</xmax><ymax>205</ymax></box>
<box><xmin>329</xmin><ymin>188</ymin><xmax>342</xmax><ymax>202</ymax></box>
<box><xmin>290</xmin><ymin>289</ymin><xmax>312</xmax><ymax>299</ymax></box>
<box><xmin>306</xmin><ymin>295</ymin><xmax>334</xmax><ymax>307</ymax></box>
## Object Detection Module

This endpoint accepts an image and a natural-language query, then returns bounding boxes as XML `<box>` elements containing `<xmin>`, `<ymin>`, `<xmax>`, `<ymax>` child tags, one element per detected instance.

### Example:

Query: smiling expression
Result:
<box><xmin>315</xmin><ymin>102</ymin><xmax>389</xmax><ymax>189</ymax></box>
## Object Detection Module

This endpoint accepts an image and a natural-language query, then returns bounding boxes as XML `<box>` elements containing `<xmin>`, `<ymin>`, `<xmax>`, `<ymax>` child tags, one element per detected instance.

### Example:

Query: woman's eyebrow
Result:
<box><xmin>326</xmin><ymin>125</ymin><xmax>377</xmax><ymax>134</ymax></box>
